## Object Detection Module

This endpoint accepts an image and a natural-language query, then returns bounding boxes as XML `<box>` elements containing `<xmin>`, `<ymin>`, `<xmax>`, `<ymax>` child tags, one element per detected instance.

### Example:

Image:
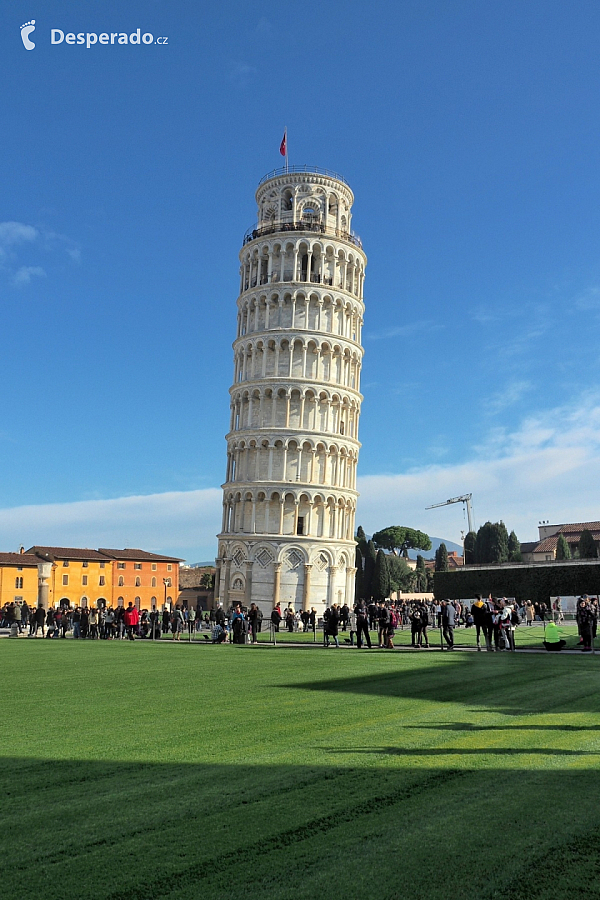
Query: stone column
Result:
<box><xmin>214</xmin><ymin>559</ymin><xmax>222</xmax><ymax>601</ymax></box>
<box><xmin>327</xmin><ymin>566</ymin><xmax>337</xmax><ymax>608</ymax></box>
<box><xmin>245</xmin><ymin>562</ymin><xmax>253</xmax><ymax>608</ymax></box>
<box><xmin>346</xmin><ymin>566</ymin><xmax>356</xmax><ymax>608</ymax></box>
<box><xmin>272</xmin><ymin>562</ymin><xmax>282</xmax><ymax>608</ymax></box>
<box><xmin>222</xmin><ymin>558</ymin><xmax>232</xmax><ymax>608</ymax></box>
<box><xmin>303</xmin><ymin>564</ymin><xmax>312</xmax><ymax>611</ymax></box>
<box><xmin>37</xmin><ymin>560</ymin><xmax>53</xmax><ymax>610</ymax></box>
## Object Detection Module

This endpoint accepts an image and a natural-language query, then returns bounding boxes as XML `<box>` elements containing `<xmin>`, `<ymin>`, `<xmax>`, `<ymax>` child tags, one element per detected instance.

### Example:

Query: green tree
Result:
<box><xmin>415</xmin><ymin>554</ymin><xmax>427</xmax><ymax>591</ymax></box>
<box><xmin>555</xmin><ymin>533</ymin><xmax>571</xmax><ymax>560</ymax></box>
<box><xmin>354</xmin><ymin>545</ymin><xmax>364</xmax><ymax>602</ymax></box>
<box><xmin>435</xmin><ymin>542</ymin><xmax>449</xmax><ymax>572</ymax></box>
<box><xmin>363</xmin><ymin>540</ymin><xmax>377</xmax><ymax>600</ymax></box>
<box><xmin>372</xmin><ymin>526</ymin><xmax>432</xmax><ymax>557</ymax></box>
<box><xmin>508</xmin><ymin>530</ymin><xmax>522</xmax><ymax>562</ymax></box>
<box><xmin>387</xmin><ymin>554</ymin><xmax>413</xmax><ymax>593</ymax></box>
<box><xmin>475</xmin><ymin>521</ymin><xmax>510</xmax><ymax>564</ymax></box>
<box><xmin>463</xmin><ymin>531</ymin><xmax>477</xmax><ymax>565</ymax></box>
<box><xmin>355</xmin><ymin>525</ymin><xmax>367</xmax><ymax>556</ymax></box>
<box><xmin>578</xmin><ymin>529</ymin><xmax>598</xmax><ymax>559</ymax></box>
<box><xmin>372</xmin><ymin>549</ymin><xmax>390</xmax><ymax>601</ymax></box>
<box><xmin>200</xmin><ymin>572</ymin><xmax>214</xmax><ymax>589</ymax></box>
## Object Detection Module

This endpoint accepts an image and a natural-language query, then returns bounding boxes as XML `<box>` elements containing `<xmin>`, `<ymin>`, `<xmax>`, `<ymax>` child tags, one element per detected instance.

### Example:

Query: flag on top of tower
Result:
<box><xmin>279</xmin><ymin>129</ymin><xmax>287</xmax><ymax>157</ymax></box>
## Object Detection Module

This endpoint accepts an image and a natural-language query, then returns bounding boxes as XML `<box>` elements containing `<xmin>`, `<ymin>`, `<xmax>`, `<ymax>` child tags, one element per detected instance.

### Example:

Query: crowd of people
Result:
<box><xmin>2</xmin><ymin>593</ymin><xmax>598</xmax><ymax>652</ymax></box>
<box><xmin>0</xmin><ymin>600</ymin><xmax>215</xmax><ymax>640</ymax></box>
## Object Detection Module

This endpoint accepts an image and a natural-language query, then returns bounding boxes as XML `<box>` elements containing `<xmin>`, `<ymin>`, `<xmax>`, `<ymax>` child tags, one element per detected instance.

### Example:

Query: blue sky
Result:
<box><xmin>2</xmin><ymin>0</ymin><xmax>600</xmax><ymax>561</ymax></box>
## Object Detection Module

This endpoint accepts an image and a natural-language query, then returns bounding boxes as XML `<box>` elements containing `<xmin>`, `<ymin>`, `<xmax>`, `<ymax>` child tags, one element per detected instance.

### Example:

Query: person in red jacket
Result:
<box><xmin>124</xmin><ymin>603</ymin><xmax>139</xmax><ymax>641</ymax></box>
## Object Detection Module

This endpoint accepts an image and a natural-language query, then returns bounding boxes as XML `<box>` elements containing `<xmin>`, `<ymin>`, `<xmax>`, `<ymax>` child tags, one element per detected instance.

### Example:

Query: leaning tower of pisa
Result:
<box><xmin>215</xmin><ymin>166</ymin><xmax>366</xmax><ymax>616</ymax></box>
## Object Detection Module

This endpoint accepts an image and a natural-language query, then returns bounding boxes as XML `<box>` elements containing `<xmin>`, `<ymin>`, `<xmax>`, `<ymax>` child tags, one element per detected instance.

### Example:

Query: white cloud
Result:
<box><xmin>228</xmin><ymin>60</ymin><xmax>256</xmax><ymax>85</ymax></box>
<box><xmin>12</xmin><ymin>265</ymin><xmax>46</xmax><ymax>286</ymax></box>
<box><xmin>1</xmin><ymin>398</ymin><xmax>600</xmax><ymax>560</ymax></box>
<box><xmin>484</xmin><ymin>379</ymin><xmax>532</xmax><ymax>414</ymax></box>
<box><xmin>356</xmin><ymin>396</ymin><xmax>600</xmax><ymax>545</ymax></box>
<box><xmin>0</xmin><ymin>221</ymin><xmax>38</xmax><ymax>247</ymax></box>
<box><xmin>366</xmin><ymin>319</ymin><xmax>441</xmax><ymax>341</ymax></box>
<box><xmin>0</xmin><ymin>488</ymin><xmax>222</xmax><ymax>564</ymax></box>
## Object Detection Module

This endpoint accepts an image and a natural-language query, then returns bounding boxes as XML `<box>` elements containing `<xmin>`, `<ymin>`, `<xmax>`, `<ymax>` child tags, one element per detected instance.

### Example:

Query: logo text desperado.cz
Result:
<box><xmin>51</xmin><ymin>30</ymin><xmax>167</xmax><ymax>48</ymax></box>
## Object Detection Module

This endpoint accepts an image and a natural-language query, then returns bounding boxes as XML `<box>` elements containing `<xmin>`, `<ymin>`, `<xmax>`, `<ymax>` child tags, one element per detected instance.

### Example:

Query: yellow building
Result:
<box><xmin>25</xmin><ymin>546</ymin><xmax>182</xmax><ymax>609</ymax></box>
<box><xmin>0</xmin><ymin>552</ymin><xmax>39</xmax><ymax>612</ymax></box>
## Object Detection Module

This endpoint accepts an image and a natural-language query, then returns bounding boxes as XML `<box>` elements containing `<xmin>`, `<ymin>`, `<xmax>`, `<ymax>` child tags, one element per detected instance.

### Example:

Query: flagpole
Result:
<box><xmin>285</xmin><ymin>126</ymin><xmax>288</xmax><ymax>173</ymax></box>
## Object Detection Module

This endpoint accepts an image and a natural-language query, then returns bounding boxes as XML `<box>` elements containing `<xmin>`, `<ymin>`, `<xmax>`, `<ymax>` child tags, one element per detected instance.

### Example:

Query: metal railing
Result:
<box><xmin>257</xmin><ymin>166</ymin><xmax>350</xmax><ymax>187</ymax></box>
<box><xmin>243</xmin><ymin>220</ymin><xmax>363</xmax><ymax>249</ymax></box>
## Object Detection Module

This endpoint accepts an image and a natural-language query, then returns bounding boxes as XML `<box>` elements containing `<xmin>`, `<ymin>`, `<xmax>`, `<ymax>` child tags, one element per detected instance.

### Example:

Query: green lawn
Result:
<box><xmin>1</xmin><ymin>640</ymin><xmax>600</xmax><ymax>899</ymax></box>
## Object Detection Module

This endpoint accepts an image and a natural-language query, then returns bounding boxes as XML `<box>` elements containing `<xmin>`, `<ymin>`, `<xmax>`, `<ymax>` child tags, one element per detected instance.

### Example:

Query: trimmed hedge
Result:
<box><xmin>434</xmin><ymin>561</ymin><xmax>600</xmax><ymax>603</ymax></box>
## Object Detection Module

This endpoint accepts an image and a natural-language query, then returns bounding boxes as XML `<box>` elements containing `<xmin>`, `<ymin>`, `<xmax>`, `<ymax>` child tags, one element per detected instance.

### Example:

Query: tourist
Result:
<box><xmin>171</xmin><ymin>605</ymin><xmax>184</xmax><ymax>641</ymax></box>
<box><xmin>355</xmin><ymin>600</ymin><xmax>371</xmax><ymax>649</ymax></box>
<box><xmin>419</xmin><ymin>602</ymin><xmax>430</xmax><ymax>648</ymax></box>
<box><xmin>271</xmin><ymin>602</ymin><xmax>282</xmax><ymax>633</ymax></box>
<box><xmin>543</xmin><ymin>621</ymin><xmax>566</xmax><ymax>651</ymax></box>
<box><xmin>325</xmin><ymin>604</ymin><xmax>340</xmax><ymax>648</ymax></box>
<box><xmin>441</xmin><ymin>600</ymin><xmax>455</xmax><ymax>650</ymax></box>
<box><xmin>410</xmin><ymin>607</ymin><xmax>422</xmax><ymax>648</ymax></box>
<box><xmin>248</xmin><ymin>603</ymin><xmax>260</xmax><ymax>643</ymax></box>
<box><xmin>231</xmin><ymin>604</ymin><xmax>247</xmax><ymax>644</ymax></box>
<box><xmin>33</xmin><ymin>604</ymin><xmax>46</xmax><ymax>638</ymax></box>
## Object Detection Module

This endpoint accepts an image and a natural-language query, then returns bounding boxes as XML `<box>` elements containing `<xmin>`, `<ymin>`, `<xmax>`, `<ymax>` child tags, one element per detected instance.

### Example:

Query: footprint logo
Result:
<box><xmin>20</xmin><ymin>20</ymin><xmax>36</xmax><ymax>50</ymax></box>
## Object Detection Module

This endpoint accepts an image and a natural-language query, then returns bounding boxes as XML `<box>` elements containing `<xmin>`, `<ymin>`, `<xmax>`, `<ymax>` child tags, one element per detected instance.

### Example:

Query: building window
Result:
<box><xmin>17</xmin><ymin>566</ymin><xmax>23</xmax><ymax>572</ymax></box>
<box><xmin>151</xmin><ymin>563</ymin><xmax>157</xmax><ymax>571</ymax></box>
<box><xmin>117</xmin><ymin>563</ymin><xmax>125</xmax><ymax>569</ymax></box>
<box><xmin>100</xmin><ymin>562</ymin><xmax>105</xmax><ymax>569</ymax></box>
<box><xmin>118</xmin><ymin>576</ymin><xmax>124</xmax><ymax>587</ymax></box>
<box><xmin>134</xmin><ymin>563</ymin><xmax>142</xmax><ymax>570</ymax></box>
<box><xmin>63</xmin><ymin>561</ymin><xmax>69</xmax><ymax>567</ymax></box>
<box><xmin>297</xmin><ymin>516</ymin><xmax>304</xmax><ymax>535</ymax></box>
<box><xmin>135</xmin><ymin>576</ymin><xmax>141</xmax><ymax>587</ymax></box>
<box><xmin>15</xmin><ymin>577</ymin><xmax>23</xmax><ymax>589</ymax></box>
<box><xmin>151</xmin><ymin>577</ymin><xmax>157</xmax><ymax>587</ymax></box>
<box><xmin>14</xmin><ymin>595</ymin><xmax>23</xmax><ymax>602</ymax></box>
<box><xmin>82</xmin><ymin>561</ymin><xmax>88</xmax><ymax>568</ymax></box>
<box><xmin>99</xmin><ymin>576</ymin><xmax>105</xmax><ymax>587</ymax></box>
<box><xmin>62</xmin><ymin>575</ymin><xmax>69</xmax><ymax>586</ymax></box>
<box><xmin>167</xmin><ymin>564</ymin><xmax>172</xmax><ymax>571</ymax></box>
<box><xmin>82</xmin><ymin>575</ymin><xmax>88</xmax><ymax>586</ymax></box>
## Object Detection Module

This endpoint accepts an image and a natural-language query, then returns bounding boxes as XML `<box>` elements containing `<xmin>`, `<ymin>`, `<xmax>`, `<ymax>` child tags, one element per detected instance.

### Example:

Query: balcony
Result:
<box><xmin>257</xmin><ymin>165</ymin><xmax>350</xmax><ymax>187</ymax></box>
<box><xmin>243</xmin><ymin>219</ymin><xmax>363</xmax><ymax>250</ymax></box>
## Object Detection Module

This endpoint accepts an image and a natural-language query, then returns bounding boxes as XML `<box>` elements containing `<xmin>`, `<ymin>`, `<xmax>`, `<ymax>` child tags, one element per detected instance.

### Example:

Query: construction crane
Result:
<box><xmin>426</xmin><ymin>494</ymin><xmax>474</xmax><ymax>534</ymax></box>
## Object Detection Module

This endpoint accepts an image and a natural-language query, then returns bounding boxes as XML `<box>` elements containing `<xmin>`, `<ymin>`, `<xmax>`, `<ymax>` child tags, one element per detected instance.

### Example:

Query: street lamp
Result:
<box><xmin>163</xmin><ymin>578</ymin><xmax>169</xmax><ymax>611</ymax></box>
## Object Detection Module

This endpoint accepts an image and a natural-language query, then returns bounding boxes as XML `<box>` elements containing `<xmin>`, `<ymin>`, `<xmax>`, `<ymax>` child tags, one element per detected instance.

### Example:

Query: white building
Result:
<box><xmin>215</xmin><ymin>166</ymin><xmax>366</xmax><ymax>615</ymax></box>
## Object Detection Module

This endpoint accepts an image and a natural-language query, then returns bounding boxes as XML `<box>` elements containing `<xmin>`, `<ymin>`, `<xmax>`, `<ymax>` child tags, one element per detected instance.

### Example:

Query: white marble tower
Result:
<box><xmin>215</xmin><ymin>166</ymin><xmax>366</xmax><ymax>615</ymax></box>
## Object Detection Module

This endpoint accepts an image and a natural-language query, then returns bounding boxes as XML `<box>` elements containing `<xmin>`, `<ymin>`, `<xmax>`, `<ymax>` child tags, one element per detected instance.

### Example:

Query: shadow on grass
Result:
<box><xmin>2</xmin><ymin>757</ymin><xmax>600</xmax><ymax>900</ymax></box>
<box><xmin>405</xmin><ymin>723</ymin><xmax>600</xmax><ymax>732</ymax></box>
<box><xmin>282</xmin><ymin>652</ymin><xmax>600</xmax><ymax>716</ymax></box>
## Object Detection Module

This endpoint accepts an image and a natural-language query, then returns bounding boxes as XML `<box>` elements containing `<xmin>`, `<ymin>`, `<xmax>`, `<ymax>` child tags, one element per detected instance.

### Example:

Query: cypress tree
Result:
<box><xmin>508</xmin><ymin>530</ymin><xmax>522</xmax><ymax>562</ymax></box>
<box><xmin>578</xmin><ymin>529</ymin><xmax>598</xmax><ymax>559</ymax></box>
<box><xmin>556</xmin><ymin>533</ymin><xmax>571</xmax><ymax>560</ymax></box>
<box><xmin>464</xmin><ymin>531</ymin><xmax>476</xmax><ymax>565</ymax></box>
<box><xmin>435</xmin><ymin>542</ymin><xmax>449</xmax><ymax>572</ymax></box>
<box><xmin>492</xmin><ymin>522</ymin><xmax>510</xmax><ymax>563</ymax></box>
<box><xmin>354</xmin><ymin>544</ymin><xmax>364</xmax><ymax>601</ymax></box>
<box><xmin>356</xmin><ymin>525</ymin><xmax>367</xmax><ymax>556</ymax></box>
<box><xmin>373</xmin><ymin>549</ymin><xmax>390</xmax><ymax>601</ymax></box>
<box><xmin>415</xmin><ymin>554</ymin><xmax>427</xmax><ymax>591</ymax></box>
<box><xmin>363</xmin><ymin>540</ymin><xmax>377</xmax><ymax>600</ymax></box>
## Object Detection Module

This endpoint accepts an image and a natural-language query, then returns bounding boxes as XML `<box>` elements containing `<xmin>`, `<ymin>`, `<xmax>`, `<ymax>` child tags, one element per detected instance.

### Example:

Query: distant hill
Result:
<box><xmin>184</xmin><ymin>561</ymin><xmax>215</xmax><ymax>568</ymax></box>
<box><xmin>407</xmin><ymin>537</ymin><xmax>463</xmax><ymax>561</ymax></box>
<box><xmin>360</xmin><ymin>534</ymin><xmax>462</xmax><ymax>560</ymax></box>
